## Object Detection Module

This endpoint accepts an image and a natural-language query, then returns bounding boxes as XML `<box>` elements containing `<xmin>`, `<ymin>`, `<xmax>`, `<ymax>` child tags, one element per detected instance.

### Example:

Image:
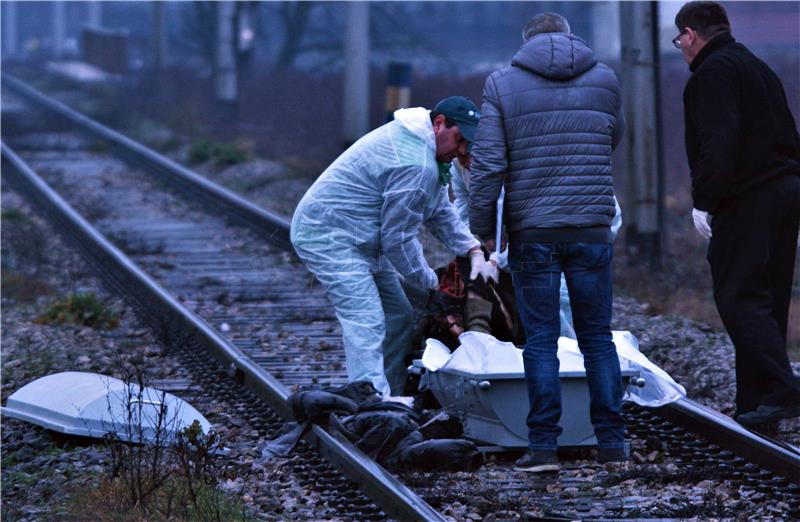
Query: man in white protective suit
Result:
<box><xmin>291</xmin><ymin>97</ymin><xmax>498</xmax><ymax>399</ymax></box>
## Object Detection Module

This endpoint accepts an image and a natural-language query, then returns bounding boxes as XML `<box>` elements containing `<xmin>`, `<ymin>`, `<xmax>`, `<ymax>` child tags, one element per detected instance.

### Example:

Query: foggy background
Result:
<box><xmin>3</xmin><ymin>2</ymin><xmax>798</xmax><ymax>163</ymax></box>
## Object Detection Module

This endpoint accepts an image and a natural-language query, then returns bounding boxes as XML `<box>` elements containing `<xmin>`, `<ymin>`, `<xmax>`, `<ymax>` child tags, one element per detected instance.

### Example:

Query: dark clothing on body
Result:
<box><xmin>683</xmin><ymin>33</ymin><xmax>800</xmax><ymax>413</ymax></box>
<box><xmin>470</xmin><ymin>32</ymin><xmax>626</xmax><ymax>450</ymax></box>
<box><xmin>468</xmin><ymin>33</ymin><xmax>624</xmax><ymax>244</ymax></box>
<box><xmin>684</xmin><ymin>33</ymin><xmax>800</xmax><ymax>213</ymax></box>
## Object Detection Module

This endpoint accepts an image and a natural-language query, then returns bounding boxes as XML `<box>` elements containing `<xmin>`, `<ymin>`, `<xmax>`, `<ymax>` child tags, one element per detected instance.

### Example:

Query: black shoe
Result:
<box><xmin>513</xmin><ymin>450</ymin><xmax>559</xmax><ymax>473</ymax></box>
<box><xmin>732</xmin><ymin>410</ymin><xmax>751</xmax><ymax>423</ymax></box>
<box><xmin>736</xmin><ymin>404</ymin><xmax>800</xmax><ymax>426</ymax></box>
<box><xmin>597</xmin><ymin>446</ymin><xmax>628</xmax><ymax>463</ymax></box>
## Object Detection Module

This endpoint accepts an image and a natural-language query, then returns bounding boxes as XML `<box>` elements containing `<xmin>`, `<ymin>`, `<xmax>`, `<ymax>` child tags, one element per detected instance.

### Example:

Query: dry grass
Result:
<box><xmin>1</xmin><ymin>271</ymin><xmax>53</xmax><ymax>302</ymax></box>
<box><xmin>64</xmin><ymin>476</ymin><xmax>250</xmax><ymax>522</ymax></box>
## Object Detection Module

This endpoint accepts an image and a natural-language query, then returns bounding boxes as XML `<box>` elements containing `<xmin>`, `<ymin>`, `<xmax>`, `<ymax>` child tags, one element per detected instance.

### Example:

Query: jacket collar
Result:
<box><xmin>393</xmin><ymin>107</ymin><xmax>435</xmax><ymax>149</ymax></box>
<box><xmin>690</xmin><ymin>32</ymin><xmax>735</xmax><ymax>72</ymax></box>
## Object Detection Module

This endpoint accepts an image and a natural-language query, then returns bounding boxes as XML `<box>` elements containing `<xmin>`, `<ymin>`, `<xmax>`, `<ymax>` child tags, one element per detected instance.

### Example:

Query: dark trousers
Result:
<box><xmin>509</xmin><ymin>241</ymin><xmax>624</xmax><ymax>450</ymax></box>
<box><xmin>708</xmin><ymin>174</ymin><xmax>800</xmax><ymax>413</ymax></box>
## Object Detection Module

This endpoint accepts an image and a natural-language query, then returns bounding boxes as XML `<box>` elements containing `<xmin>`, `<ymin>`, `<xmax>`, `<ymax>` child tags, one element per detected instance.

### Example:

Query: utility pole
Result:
<box><xmin>590</xmin><ymin>1</ymin><xmax>619</xmax><ymax>61</ymax></box>
<box><xmin>53</xmin><ymin>1</ymin><xmax>67</xmax><ymax>58</ymax></box>
<box><xmin>87</xmin><ymin>1</ymin><xmax>102</xmax><ymax>27</ymax></box>
<box><xmin>237</xmin><ymin>3</ymin><xmax>255</xmax><ymax>55</ymax></box>
<box><xmin>343</xmin><ymin>2</ymin><xmax>370</xmax><ymax>147</ymax></box>
<box><xmin>619</xmin><ymin>1</ymin><xmax>666</xmax><ymax>268</ymax></box>
<box><xmin>236</xmin><ymin>3</ymin><xmax>256</xmax><ymax>81</ymax></box>
<box><xmin>153</xmin><ymin>1</ymin><xmax>167</xmax><ymax>71</ymax></box>
<box><xmin>215</xmin><ymin>1</ymin><xmax>238</xmax><ymax>114</ymax></box>
<box><xmin>385</xmin><ymin>62</ymin><xmax>411</xmax><ymax>122</ymax></box>
<box><xmin>3</xmin><ymin>1</ymin><xmax>18</xmax><ymax>57</ymax></box>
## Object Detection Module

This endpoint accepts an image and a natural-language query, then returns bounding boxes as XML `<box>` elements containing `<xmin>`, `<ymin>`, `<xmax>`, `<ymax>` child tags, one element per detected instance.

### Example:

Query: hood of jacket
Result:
<box><xmin>393</xmin><ymin>107</ymin><xmax>435</xmax><ymax>148</ymax></box>
<box><xmin>511</xmin><ymin>32</ymin><xmax>598</xmax><ymax>80</ymax></box>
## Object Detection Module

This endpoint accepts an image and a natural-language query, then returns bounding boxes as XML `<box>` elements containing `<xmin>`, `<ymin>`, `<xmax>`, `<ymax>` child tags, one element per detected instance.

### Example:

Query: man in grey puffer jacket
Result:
<box><xmin>469</xmin><ymin>12</ymin><xmax>626</xmax><ymax>472</ymax></box>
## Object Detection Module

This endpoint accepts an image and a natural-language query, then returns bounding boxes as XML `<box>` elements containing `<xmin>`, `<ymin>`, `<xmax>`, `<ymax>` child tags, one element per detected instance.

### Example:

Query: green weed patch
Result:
<box><xmin>188</xmin><ymin>139</ymin><xmax>249</xmax><ymax>167</ymax></box>
<box><xmin>36</xmin><ymin>292</ymin><xmax>120</xmax><ymax>329</ymax></box>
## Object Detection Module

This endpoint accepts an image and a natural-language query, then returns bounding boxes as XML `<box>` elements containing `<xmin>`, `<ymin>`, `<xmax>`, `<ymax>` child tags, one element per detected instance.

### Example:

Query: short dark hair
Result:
<box><xmin>522</xmin><ymin>12</ymin><xmax>571</xmax><ymax>41</ymax></box>
<box><xmin>675</xmin><ymin>1</ymin><xmax>731</xmax><ymax>40</ymax></box>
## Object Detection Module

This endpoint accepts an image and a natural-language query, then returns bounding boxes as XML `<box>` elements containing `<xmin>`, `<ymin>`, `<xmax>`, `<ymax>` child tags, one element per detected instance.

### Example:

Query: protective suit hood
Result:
<box><xmin>512</xmin><ymin>32</ymin><xmax>597</xmax><ymax>81</ymax></box>
<box><xmin>393</xmin><ymin>107</ymin><xmax>435</xmax><ymax>148</ymax></box>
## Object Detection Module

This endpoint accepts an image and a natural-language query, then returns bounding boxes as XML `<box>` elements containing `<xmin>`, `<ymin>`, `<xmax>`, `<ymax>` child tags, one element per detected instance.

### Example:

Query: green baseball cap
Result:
<box><xmin>433</xmin><ymin>96</ymin><xmax>480</xmax><ymax>143</ymax></box>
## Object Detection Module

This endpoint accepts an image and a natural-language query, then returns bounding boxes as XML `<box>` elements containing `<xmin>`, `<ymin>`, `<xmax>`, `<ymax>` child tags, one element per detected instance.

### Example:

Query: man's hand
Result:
<box><xmin>692</xmin><ymin>208</ymin><xmax>712</xmax><ymax>239</ymax></box>
<box><xmin>469</xmin><ymin>249</ymin><xmax>499</xmax><ymax>284</ymax></box>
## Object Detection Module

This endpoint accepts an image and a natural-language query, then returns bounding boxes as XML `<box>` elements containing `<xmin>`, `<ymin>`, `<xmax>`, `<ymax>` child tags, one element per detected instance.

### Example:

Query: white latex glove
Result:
<box><xmin>692</xmin><ymin>208</ymin><xmax>712</xmax><ymax>239</ymax></box>
<box><xmin>489</xmin><ymin>249</ymin><xmax>509</xmax><ymax>271</ymax></box>
<box><xmin>469</xmin><ymin>249</ymin><xmax>499</xmax><ymax>284</ymax></box>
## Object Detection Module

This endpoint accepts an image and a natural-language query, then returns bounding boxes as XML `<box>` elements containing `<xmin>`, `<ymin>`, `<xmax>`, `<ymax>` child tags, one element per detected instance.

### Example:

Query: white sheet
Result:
<box><xmin>421</xmin><ymin>331</ymin><xmax>685</xmax><ymax>407</ymax></box>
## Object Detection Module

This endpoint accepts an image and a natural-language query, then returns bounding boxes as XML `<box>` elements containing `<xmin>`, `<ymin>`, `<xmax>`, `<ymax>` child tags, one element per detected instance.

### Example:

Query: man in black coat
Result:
<box><xmin>675</xmin><ymin>1</ymin><xmax>800</xmax><ymax>425</ymax></box>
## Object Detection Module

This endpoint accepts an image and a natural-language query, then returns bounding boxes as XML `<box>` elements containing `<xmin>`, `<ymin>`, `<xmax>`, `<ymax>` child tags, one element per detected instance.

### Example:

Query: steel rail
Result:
<box><xmin>0</xmin><ymin>142</ymin><xmax>447</xmax><ymax>522</ymax></box>
<box><xmin>2</xmin><ymin>74</ymin><xmax>291</xmax><ymax>250</ymax></box>
<box><xmin>659</xmin><ymin>398</ymin><xmax>799</xmax><ymax>481</ymax></box>
<box><xmin>5</xmin><ymin>74</ymin><xmax>799</xmax><ymax>485</ymax></box>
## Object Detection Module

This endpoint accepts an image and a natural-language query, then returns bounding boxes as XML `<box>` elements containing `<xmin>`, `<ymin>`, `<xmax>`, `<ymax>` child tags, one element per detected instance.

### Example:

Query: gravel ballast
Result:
<box><xmin>1</xmin><ymin>187</ymin><xmax>381</xmax><ymax>521</ymax></box>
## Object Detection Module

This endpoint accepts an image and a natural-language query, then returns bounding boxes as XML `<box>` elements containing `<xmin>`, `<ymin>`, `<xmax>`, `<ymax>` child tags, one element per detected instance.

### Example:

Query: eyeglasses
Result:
<box><xmin>672</xmin><ymin>30</ymin><xmax>687</xmax><ymax>49</ymax></box>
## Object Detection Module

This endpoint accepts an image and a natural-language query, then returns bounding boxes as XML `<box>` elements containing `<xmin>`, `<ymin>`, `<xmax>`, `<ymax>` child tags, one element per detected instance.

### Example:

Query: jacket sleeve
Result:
<box><xmin>687</xmin><ymin>64</ymin><xmax>741</xmax><ymax>213</ymax></box>
<box><xmin>380</xmin><ymin>166</ymin><xmax>439</xmax><ymax>290</ymax></box>
<box><xmin>469</xmin><ymin>74</ymin><xmax>506</xmax><ymax>240</ymax></box>
<box><xmin>424</xmin><ymin>185</ymin><xmax>480</xmax><ymax>256</ymax></box>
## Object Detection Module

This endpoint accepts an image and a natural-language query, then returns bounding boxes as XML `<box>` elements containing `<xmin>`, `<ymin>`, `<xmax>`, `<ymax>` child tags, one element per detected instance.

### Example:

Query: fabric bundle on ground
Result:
<box><xmin>260</xmin><ymin>381</ymin><xmax>483</xmax><ymax>471</ymax></box>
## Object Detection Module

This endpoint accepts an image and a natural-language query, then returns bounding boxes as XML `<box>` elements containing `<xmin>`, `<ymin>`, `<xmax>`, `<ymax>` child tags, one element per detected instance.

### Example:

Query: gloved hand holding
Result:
<box><xmin>489</xmin><ymin>249</ymin><xmax>509</xmax><ymax>271</ymax></box>
<box><xmin>469</xmin><ymin>249</ymin><xmax>499</xmax><ymax>284</ymax></box>
<box><xmin>692</xmin><ymin>208</ymin><xmax>712</xmax><ymax>239</ymax></box>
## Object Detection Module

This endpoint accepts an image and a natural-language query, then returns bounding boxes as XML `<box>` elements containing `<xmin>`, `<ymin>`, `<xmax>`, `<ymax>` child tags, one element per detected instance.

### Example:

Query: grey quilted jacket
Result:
<box><xmin>468</xmin><ymin>32</ymin><xmax>624</xmax><ymax>241</ymax></box>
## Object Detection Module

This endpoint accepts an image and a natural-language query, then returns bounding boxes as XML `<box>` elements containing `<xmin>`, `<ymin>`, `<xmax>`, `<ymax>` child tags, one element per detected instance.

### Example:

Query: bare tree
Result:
<box><xmin>176</xmin><ymin>2</ymin><xmax>217</xmax><ymax>67</ymax></box>
<box><xmin>260</xmin><ymin>3</ymin><xmax>345</xmax><ymax>72</ymax></box>
<box><xmin>370</xmin><ymin>3</ymin><xmax>455</xmax><ymax>68</ymax></box>
<box><xmin>265</xmin><ymin>2</ymin><xmax>455</xmax><ymax>72</ymax></box>
<box><xmin>275</xmin><ymin>2</ymin><xmax>315</xmax><ymax>71</ymax></box>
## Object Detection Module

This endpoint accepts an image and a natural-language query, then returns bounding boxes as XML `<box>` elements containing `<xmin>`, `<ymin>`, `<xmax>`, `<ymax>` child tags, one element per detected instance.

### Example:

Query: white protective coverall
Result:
<box><xmin>291</xmin><ymin>108</ymin><xmax>480</xmax><ymax>396</ymax></box>
<box><xmin>450</xmin><ymin>162</ymin><xmax>623</xmax><ymax>339</ymax></box>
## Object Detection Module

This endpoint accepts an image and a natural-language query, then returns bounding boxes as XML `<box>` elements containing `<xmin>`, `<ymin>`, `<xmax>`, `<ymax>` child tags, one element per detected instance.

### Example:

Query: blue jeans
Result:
<box><xmin>508</xmin><ymin>241</ymin><xmax>624</xmax><ymax>451</ymax></box>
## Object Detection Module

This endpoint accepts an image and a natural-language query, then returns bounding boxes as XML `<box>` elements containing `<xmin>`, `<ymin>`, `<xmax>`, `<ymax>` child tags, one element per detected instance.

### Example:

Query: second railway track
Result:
<box><xmin>3</xmin><ymin>74</ymin><xmax>800</xmax><ymax>519</ymax></box>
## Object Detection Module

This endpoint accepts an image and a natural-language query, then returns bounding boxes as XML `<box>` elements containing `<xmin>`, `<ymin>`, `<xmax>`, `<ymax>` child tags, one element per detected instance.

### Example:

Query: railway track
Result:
<box><xmin>2</xmin><ymin>75</ymin><xmax>442</xmax><ymax>522</ymax></box>
<box><xmin>3</xmin><ymin>74</ymin><xmax>799</xmax><ymax>519</ymax></box>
